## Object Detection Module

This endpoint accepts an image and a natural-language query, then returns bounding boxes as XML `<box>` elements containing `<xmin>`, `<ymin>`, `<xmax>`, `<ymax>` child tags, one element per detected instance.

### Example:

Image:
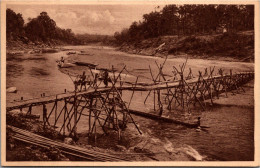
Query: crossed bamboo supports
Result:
<box><xmin>143</xmin><ymin>57</ymin><xmax>254</xmax><ymax>116</ymax></box>
<box><xmin>32</xmin><ymin>66</ymin><xmax>142</xmax><ymax>143</ymax></box>
<box><xmin>8</xmin><ymin>60</ymin><xmax>254</xmax><ymax>143</ymax></box>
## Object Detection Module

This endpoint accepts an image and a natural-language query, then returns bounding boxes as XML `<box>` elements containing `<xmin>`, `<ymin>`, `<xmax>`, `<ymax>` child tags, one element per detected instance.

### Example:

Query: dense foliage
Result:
<box><xmin>6</xmin><ymin>9</ymin><xmax>78</xmax><ymax>44</ymax></box>
<box><xmin>114</xmin><ymin>5</ymin><xmax>254</xmax><ymax>44</ymax></box>
<box><xmin>6</xmin><ymin>8</ymin><xmax>25</xmax><ymax>39</ymax></box>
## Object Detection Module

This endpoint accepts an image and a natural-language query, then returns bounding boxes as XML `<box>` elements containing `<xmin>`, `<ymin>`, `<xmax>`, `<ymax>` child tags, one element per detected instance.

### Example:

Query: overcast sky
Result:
<box><xmin>8</xmin><ymin>4</ymin><xmax>164</xmax><ymax>35</ymax></box>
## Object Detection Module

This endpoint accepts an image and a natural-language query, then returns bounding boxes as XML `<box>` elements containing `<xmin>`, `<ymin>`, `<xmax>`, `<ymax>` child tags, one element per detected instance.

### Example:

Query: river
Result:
<box><xmin>6</xmin><ymin>45</ymin><xmax>254</xmax><ymax>161</ymax></box>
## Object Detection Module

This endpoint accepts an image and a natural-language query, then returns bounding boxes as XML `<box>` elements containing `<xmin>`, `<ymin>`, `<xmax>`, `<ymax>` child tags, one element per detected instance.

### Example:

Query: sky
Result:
<box><xmin>7</xmin><ymin>4</ymin><xmax>164</xmax><ymax>35</ymax></box>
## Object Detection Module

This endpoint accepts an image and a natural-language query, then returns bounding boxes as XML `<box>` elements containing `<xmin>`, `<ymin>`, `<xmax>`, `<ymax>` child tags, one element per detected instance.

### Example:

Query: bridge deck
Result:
<box><xmin>6</xmin><ymin>72</ymin><xmax>253</xmax><ymax>111</ymax></box>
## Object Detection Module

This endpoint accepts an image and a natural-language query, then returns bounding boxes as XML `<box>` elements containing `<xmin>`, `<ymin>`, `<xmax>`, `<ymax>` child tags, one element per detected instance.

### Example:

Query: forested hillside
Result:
<box><xmin>114</xmin><ymin>5</ymin><xmax>254</xmax><ymax>43</ymax></box>
<box><xmin>6</xmin><ymin>8</ymin><xmax>80</xmax><ymax>48</ymax></box>
<box><xmin>114</xmin><ymin>5</ymin><xmax>254</xmax><ymax>61</ymax></box>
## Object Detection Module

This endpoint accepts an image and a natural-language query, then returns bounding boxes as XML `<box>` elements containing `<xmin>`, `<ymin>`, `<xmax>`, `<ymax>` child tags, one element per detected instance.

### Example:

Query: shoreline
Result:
<box><xmin>116</xmin><ymin>45</ymin><xmax>254</xmax><ymax>63</ymax></box>
<box><xmin>6</xmin><ymin>39</ymin><xmax>68</xmax><ymax>56</ymax></box>
<box><xmin>6</xmin><ymin>38</ymin><xmax>254</xmax><ymax>64</ymax></box>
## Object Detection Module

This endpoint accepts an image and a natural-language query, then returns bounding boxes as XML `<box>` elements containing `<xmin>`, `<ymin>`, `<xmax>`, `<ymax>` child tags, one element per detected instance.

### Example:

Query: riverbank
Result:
<box><xmin>117</xmin><ymin>31</ymin><xmax>254</xmax><ymax>63</ymax></box>
<box><xmin>60</xmin><ymin>45</ymin><xmax>253</xmax><ymax>83</ymax></box>
<box><xmin>6</xmin><ymin>38</ymin><xmax>69</xmax><ymax>56</ymax></box>
<box><xmin>7</xmin><ymin>30</ymin><xmax>254</xmax><ymax>64</ymax></box>
<box><xmin>6</xmin><ymin>110</ymin><xmax>207</xmax><ymax>161</ymax></box>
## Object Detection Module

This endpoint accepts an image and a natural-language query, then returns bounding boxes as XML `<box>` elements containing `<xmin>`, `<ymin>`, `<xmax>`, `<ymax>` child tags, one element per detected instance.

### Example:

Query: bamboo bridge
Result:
<box><xmin>6</xmin><ymin>60</ymin><xmax>254</xmax><ymax>142</ymax></box>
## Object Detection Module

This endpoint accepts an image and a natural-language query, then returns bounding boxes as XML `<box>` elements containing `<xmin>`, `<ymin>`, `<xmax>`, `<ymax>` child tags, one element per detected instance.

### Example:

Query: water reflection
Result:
<box><xmin>30</xmin><ymin>67</ymin><xmax>50</xmax><ymax>77</ymax></box>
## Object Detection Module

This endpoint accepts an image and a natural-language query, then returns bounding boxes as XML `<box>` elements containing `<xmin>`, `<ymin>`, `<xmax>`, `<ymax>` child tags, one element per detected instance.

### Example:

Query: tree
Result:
<box><xmin>6</xmin><ymin>8</ymin><xmax>24</xmax><ymax>39</ymax></box>
<box><xmin>37</xmin><ymin>12</ymin><xmax>56</xmax><ymax>40</ymax></box>
<box><xmin>7</xmin><ymin>9</ymin><xmax>79</xmax><ymax>44</ymax></box>
<box><xmin>161</xmin><ymin>5</ymin><xmax>179</xmax><ymax>35</ymax></box>
<box><xmin>114</xmin><ymin>4</ymin><xmax>255</xmax><ymax>45</ymax></box>
<box><xmin>24</xmin><ymin>11</ymin><xmax>78</xmax><ymax>43</ymax></box>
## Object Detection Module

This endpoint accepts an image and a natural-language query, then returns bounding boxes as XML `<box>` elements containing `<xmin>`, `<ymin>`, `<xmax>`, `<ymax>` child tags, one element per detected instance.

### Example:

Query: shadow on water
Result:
<box><xmin>7</xmin><ymin>63</ymin><xmax>24</xmax><ymax>78</ymax></box>
<box><xmin>30</xmin><ymin>67</ymin><xmax>50</xmax><ymax>76</ymax></box>
<box><xmin>26</xmin><ymin>57</ymin><xmax>47</xmax><ymax>61</ymax></box>
<box><xmin>7</xmin><ymin>53</ymin><xmax>47</xmax><ymax>61</ymax></box>
<box><xmin>7</xmin><ymin>55</ymin><xmax>24</xmax><ymax>62</ymax></box>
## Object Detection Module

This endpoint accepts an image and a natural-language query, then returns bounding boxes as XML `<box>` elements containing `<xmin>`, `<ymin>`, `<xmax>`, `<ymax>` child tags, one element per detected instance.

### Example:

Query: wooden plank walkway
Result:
<box><xmin>8</xmin><ymin>125</ymin><xmax>127</xmax><ymax>161</ymax></box>
<box><xmin>6</xmin><ymin>71</ymin><xmax>254</xmax><ymax>111</ymax></box>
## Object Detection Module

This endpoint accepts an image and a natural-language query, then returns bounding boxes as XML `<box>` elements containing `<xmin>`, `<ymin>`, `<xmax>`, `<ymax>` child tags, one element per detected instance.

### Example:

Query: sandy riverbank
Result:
<box><xmin>60</xmin><ymin>45</ymin><xmax>254</xmax><ymax>81</ymax></box>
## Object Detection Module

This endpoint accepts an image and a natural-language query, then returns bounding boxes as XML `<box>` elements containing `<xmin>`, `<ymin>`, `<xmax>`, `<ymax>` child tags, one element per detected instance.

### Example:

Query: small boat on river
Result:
<box><xmin>57</xmin><ymin>61</ymin><xmax>76</xmax><ymax>68</ymax></box>
<box><xmin>74</xmin><ymin>61</ymin><xmax>98</xmax><ymax>68</ymax></box>
<box><xmin>66</xmin><ymin>51</ymin><xmax>76</xmax><ymax>55</ymax></box>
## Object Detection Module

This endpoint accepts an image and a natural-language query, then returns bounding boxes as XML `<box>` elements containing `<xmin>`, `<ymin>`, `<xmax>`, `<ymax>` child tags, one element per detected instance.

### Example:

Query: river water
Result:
<box><xmin>6</xmin><ymin>45</ymin><xmax>254</xmax><ymax>161</ymax></box>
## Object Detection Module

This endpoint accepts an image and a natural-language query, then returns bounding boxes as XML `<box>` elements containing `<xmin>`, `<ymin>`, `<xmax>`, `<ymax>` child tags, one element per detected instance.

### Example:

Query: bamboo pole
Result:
<box><xmin>9</xmin><ymin>125</ymin><xmax>125</xmax><ymax>161</ymax></box>
<box><xmin>43</xmin><ymin>104</ymin><xmax>47</xmax><ymax>130</ymax></box>
<box><xmin>73</xmin><ymin>84</ymin><xmax>78</xmax><ymax>137</ymax></box>
<box><xmin>109</xmin><ymin>77</ymin><xmax>142</xmax><ymax>135</ymax></box>
<box><xmin>89</xmin><ymin>97</ymin><xmax>93</xmax><ymax>136</ymax></box>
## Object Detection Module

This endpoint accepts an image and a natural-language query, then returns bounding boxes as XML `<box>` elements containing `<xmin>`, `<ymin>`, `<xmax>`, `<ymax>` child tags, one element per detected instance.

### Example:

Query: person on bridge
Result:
<box><xmin>79</xmin><ymin>71</ymin><xmax>87</xmax><ymax>91</ymax></box>
<box><xmin>197</xmin><ymin>117</ymin><xmax>201</xmax><ymax>129</ymax></box>
<box><xmin>86</xmin><ymin>75</ymin><xmax>91</xmax><ymax>86</ymax></box>
<box><xmin>57</xmin><ymin>56</ymin><xmax>65</xmax><ymax>67</ymax></box>
<box><xmin>103</xmin><ymin>70</ymin><xmax>109</xmax><ymax>87</ymax></box>
<box><xmin>93</xmin><ymin>73</ymin><xmax>98</xmax><ymax>86</ymax></box>
<box><xmin>61</xmin><ymin>56</ymin><xmax>65</xmax><ymax>63</ymax></box>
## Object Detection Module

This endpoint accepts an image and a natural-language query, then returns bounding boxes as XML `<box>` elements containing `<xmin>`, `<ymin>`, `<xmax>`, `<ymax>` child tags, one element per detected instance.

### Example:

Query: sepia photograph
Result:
<box><xmin>1</xmin><ymin>0</ymin><xmax>259</xmax><ymax>166</ymax></box>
